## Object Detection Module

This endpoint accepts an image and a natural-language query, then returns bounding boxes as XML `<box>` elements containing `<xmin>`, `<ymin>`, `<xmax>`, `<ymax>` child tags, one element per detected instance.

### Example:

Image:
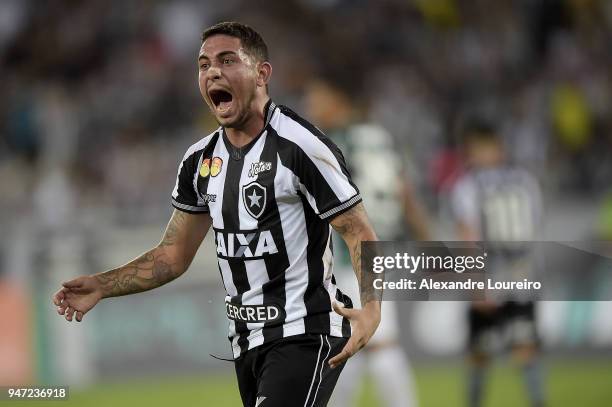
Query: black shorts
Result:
<box><xmin>234</xmin><ymin>333</ymin><xmax>348</xmax><ymax>407</ymax></box>
<box><xmin>468</xmin><ymin>301</ymin><xmax>538</xmax><ymax>353</ymax></box>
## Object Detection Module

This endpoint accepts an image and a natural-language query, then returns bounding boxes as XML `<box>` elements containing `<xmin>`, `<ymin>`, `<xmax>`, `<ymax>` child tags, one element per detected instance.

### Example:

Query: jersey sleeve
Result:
<box><xmin>292</xmin><ymin>135</ymin><xmax>361</xmax><ymax>221</ymax></box>
<box><xmin>171</xmin><ymin>149</ymin><xmax>209</xmax><ymax>214</ymax></box>
<box><xmin>450</xmin><ymin>175</ymin><xmax>479</xmax><ymax>228</ymax></box>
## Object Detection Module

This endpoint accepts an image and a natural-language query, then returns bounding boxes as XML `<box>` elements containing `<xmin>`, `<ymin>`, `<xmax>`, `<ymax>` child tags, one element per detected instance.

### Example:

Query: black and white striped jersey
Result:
<box><xmin>451</xmin><ymin>166</ymin><xmax>544</xmax><ymax>296</ymax></box>
<box><xmin>171</xmin><ymin>100</ymin><xmax>359</xmax><ymax>357</ymax></box>
<box><xmin>451</xmin><ymin>166</ymin><xmax>542</xmax><ymax>242</ymax></box>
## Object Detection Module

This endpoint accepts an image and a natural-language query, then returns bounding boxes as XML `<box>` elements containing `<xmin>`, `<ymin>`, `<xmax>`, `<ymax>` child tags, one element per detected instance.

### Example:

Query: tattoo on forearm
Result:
<box><xmin>159</xmin><ymin>210</ymin><xmax>188</xmax><ymax>247</ymax></box>
<box><xmin>331</xmin><ymin>203</ymin><xmax>377</xmax><ymax>305</ymax></box>
<box><xmin>331</xmin><ymin>203</ymin><xmax>367</xmax><ymax>236</ymax></box>
<box><xmin>152</xmin><ymin>259</ymin><xmax>173</xmax><ymax>283</ymax></box>
<box><xmin>95</xmin><ymin>211</ymin><xmax>187</xmax><ymax>298</ymax></box>
<box><xmin>94</xmin><ymin>249</ymin><xmax>179</xmax><ymax>298</ymax></box>
<box><xmin>349</xmin><ymin>240</ymin><xmax>367</xmax><ymax>304</ymax></box>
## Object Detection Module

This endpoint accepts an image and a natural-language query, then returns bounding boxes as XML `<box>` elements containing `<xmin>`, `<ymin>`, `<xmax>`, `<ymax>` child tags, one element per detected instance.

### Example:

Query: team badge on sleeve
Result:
<box><xmin>242</xmin><ymin>181</ymin><xmax>267</xmax><ymax>219</ymax></box>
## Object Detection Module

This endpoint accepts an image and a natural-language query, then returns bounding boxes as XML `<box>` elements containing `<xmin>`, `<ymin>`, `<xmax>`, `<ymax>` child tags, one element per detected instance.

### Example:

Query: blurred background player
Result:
<box><xmin>450</xmin><ymin>118</ymin><xmax>546</xmax><ymax>407</ymax></box>
<box><xmin>305</xmin><ymin>77</ymin><xmax>430</xmax><ymax>407</ymax></box>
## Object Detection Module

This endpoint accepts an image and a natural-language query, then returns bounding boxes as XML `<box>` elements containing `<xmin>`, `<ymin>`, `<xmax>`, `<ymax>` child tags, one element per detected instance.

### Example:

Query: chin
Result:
<box><xmin>215</xmin><ymin>115</ymin><xmax>237</xmax><ymax>128</ymax></box>
<box><xmin>218</xmin><ymin>111</ymin><xmax>249</xmax><ymax>129</ymax></box>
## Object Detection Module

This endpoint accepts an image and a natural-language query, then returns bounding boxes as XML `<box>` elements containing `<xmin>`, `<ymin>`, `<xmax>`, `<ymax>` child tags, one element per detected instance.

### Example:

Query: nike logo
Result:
<box><xmin>255</xmin><ymin>396</ymin><xmax>266</xmax><ymax>407</ymax></box>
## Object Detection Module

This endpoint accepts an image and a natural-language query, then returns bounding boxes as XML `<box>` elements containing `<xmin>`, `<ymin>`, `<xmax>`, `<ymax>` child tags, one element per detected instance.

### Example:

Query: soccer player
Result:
<box><xmin>305</xmin><ymin>78</ymin><xmax>425</xmax><ymax>407</ymax></box>
<box><xmin>52</xmin><ymin>22</ymin><xmax>381</xmax><ymax>407</ymax></box>
<box><xmin>450</xmin><ymin>119</ymin><xmax>546</xmax><ymax>407</ymax></box>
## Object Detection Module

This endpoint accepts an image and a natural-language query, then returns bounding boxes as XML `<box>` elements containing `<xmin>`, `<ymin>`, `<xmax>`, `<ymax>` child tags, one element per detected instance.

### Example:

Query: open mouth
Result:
<box><xmin>209</xmin><ymin>89</ymin><xmax>233</xmax><ymax>113</ymax></box>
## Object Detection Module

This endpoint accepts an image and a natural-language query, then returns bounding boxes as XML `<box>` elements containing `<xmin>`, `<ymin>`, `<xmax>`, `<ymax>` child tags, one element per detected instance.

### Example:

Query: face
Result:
<box><xmin>198</xmin><ymin>35</ymin><xmax>267</xmax><ymax>128</ymax></box>
<box><xmin>304</xmin><ymin>81</ymin><xmax>350</xmax><ymax>130</ymax></box>
<box><xmin>466</xmin><ymin>136</ymin><xmax>504</xmax><ymax>168</ymax></box>
<box><xmin>305</xmin><ymin>81</ymin><xmax>336</xmax><ymax>128</ymax></box>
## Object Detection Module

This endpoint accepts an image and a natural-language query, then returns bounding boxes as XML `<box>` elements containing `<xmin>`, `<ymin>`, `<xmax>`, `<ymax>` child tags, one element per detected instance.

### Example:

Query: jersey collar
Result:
<box><xmin>222</xmin><ymin>99</ymin><xmax>277</xmax><ymax>161</ymax></box>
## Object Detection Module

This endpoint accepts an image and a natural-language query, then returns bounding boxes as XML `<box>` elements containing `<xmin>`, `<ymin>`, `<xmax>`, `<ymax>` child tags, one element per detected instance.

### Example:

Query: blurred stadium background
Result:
<box><xmin>1</xmin><ymin>0</ymin><xmax>611</xmax><ymax>406</ymax></box>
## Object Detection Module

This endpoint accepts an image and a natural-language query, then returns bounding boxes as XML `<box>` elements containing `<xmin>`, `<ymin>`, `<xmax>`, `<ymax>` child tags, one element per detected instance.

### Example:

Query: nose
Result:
<box><xmin>207</xmin><ymin>65</ymin><xmax>222</xmax><ymax>80</ymax></box>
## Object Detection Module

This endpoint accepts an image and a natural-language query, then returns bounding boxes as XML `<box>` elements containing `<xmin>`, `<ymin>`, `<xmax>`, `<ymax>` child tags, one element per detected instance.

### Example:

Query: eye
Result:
<box><xmin>223</xmin><ymin>58</ymin><xmax>234</xmax><ymax>65</ymax></box>
<box><xmin>199</xmin><ymin>63</ymin><xmax>209</xmax><ymax>70</ymax></box>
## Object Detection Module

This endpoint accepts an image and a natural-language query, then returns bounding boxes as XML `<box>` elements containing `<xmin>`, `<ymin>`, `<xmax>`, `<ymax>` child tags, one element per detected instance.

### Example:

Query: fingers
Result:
<box><xmin>54</xmin><ymin>289</ymin><xmax>81</xmax><ymax>321</ymax></box>
<box><xmin>330</xmin><ymin>303</ymin><xmax>361</xmax><ymax>368</ymax></box>
<box><xmin>329</xmin><ymin>338</ymin><xmax>358</xmax><ymax>369</ymax></box>
<box><xmin>52</xmin><ymin>288</ymin><xmax>66</xmax><ymax>306</ymax></box>
<box><xmin>328</xmin><ymin>349</ymin><xmax>351</xmax><ymax>369</ymax></box>
<box><xmin>58</xmin><ymin>302</ymin><xmax>85</xmax><ymax>322</ymax></box>
<box><xmin>57</xmin><ymin>302</ymin><xmax>68</xmax><ymax>315</ymax></box>
<box><xmin>55</xmin><ymin>288</ymin><xmax>70</xmax><ymax>315</ymax></box>
<box><xmin>65</xmin><ymin>306</ymin><xmax>76</xmax><ymax>322</ymax></box>
<box><xmin>53</xmin><ymin>282</ymin><xmax>90</xmax><ymax>322</ymax></box>
<box><xmin>333</xmin><ymin>301</ymin><xmax>357</xmax><ymax>319</ymax></box>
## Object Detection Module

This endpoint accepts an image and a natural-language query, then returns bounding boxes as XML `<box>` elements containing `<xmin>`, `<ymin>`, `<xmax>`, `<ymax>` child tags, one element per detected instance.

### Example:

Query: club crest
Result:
<box><xmin>242</xmin><ymin>181</ymin><xmax>267</xmax><ymax>219</ymax></box>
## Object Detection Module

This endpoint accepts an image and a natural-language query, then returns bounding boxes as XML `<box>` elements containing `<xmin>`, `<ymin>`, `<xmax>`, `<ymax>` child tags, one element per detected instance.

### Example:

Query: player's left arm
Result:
<box><xmin>328</xmin><ymin>202</ymin><xmax>381</xmax><ymax>368</ymax></box>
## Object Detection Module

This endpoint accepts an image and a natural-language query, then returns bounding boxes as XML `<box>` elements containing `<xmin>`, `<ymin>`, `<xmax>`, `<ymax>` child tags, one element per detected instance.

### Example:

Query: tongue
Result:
<box><xmin>219</xmin><ymin>100</ymin><xmax>232</xmax><ymax>111</ymax></box>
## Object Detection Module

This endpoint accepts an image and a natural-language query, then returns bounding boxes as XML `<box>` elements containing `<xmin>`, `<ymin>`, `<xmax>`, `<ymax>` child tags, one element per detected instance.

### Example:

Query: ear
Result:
<box><xmin>256</xmin><ymin>61</ymin><xmax>272</xmax><ymax>89</ymax></box>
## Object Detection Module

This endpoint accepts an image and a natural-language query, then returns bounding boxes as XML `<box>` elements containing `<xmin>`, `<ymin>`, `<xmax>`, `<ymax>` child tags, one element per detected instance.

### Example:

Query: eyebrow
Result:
<box><xmin>198</xmin><ymin>50</ymin><xmax>238</xmax><ymax>61</ymax></box>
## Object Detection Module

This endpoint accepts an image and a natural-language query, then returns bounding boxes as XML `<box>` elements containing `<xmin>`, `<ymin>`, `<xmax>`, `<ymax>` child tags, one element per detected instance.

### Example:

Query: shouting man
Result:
<box><xmin>52</xmin><ymin>21</ymin><xmax>380</xmax><ymax>407</ymax></box>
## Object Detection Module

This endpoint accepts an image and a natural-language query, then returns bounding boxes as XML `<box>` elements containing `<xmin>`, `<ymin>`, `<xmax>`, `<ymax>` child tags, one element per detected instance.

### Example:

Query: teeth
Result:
<box><xmin>209</xmin><ymin>89</ymin><xmax>232</xmax><ymax>114</ymax></box>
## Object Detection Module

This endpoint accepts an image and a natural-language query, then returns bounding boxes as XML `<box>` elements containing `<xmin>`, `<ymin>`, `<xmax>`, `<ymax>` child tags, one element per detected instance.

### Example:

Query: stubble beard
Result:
<box><xmin>216</xmin><ymin>89</ymin><xmax>257</xmax><ymax>130</ymax></box>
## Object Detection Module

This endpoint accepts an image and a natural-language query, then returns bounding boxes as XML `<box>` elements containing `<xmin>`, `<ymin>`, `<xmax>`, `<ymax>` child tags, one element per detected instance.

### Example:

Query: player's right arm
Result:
<box><xmin>52</xmin><ymin>209</ymin><xmax>211</xmax><ymax>322</ymax></box>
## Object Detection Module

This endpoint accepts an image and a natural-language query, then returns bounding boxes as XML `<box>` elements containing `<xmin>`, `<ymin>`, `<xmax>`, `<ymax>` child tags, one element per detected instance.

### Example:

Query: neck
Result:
<box><xmin>225</xmin><ymin>96</ymin><xmax>270</xmax><ymax>148</ymax></box>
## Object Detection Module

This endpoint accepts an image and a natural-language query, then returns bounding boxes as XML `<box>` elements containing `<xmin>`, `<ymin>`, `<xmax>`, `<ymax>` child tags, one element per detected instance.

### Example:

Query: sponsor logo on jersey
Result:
<box><xmin>248</xmin><ymin>161</ymin><xmax>272</xmax><ymax>178</ymax></box>
<box><xmin>202</xmin><ymin>194</ymin><xmax>216</xmax><ymax>203</ymax></box>
<box><xmin>199</xmin><ymin>158</ymin><xmax>211</xmax><ymax>177</ymax></box>
<box><xmin>211</xmin><ymin>157</ymin><xmax>223</xmax><ymax>177</ymax></box>
<box><xmin>215</xmin><ymin>230</ymin><xmax>279</xmax><ymax>258</ymax></box>
<box><xmin>242</xmin><ymin>181</ymin><xmax>267</xmax><ymax>219</ymax></box>
<box><xmin>225</xmin><ymin>302</ymin><xmax>285</xmax><ymax>324</ymax></box>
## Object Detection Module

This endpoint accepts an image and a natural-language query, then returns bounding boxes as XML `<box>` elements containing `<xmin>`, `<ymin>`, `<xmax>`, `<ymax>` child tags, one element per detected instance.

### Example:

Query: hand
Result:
<box><xmin>328</xmin><ymin>301</ymin><xmax>381</xmax><ymax>369</ymax></box>
<box><xmin>52</xmin><ymin>276</ymin><xmax>104</xmax><ymax>322</ymax></box>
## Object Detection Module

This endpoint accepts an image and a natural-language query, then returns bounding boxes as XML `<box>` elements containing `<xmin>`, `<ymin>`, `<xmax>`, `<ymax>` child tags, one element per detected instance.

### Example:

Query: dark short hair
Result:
<box><xmin>461</xmin><ymin>116</ymin><xmax>499</xmax><ymax>143</ymax></box>
<box><xmin>202</xmin><ymin>21</ymin><xmax>269</xmax><ymax>62</ymax></box>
